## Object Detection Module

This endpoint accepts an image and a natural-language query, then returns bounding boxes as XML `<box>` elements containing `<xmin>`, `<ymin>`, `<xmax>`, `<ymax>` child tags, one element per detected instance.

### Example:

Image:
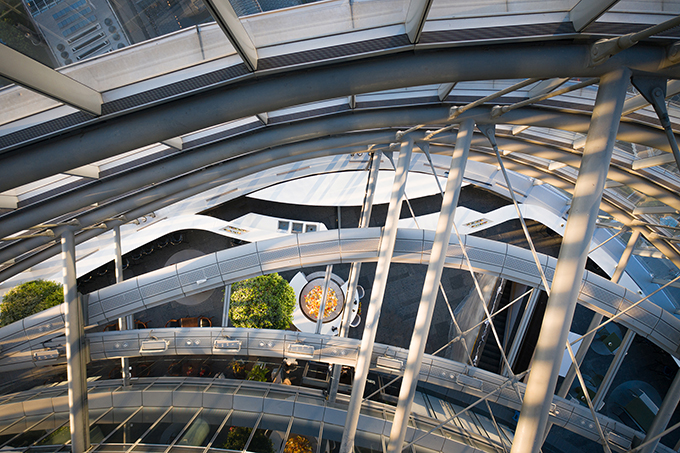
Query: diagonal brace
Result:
<box><xmin>631</xmin><ymin>76</ymin><xmax>680</xmax><ymax>170</ymax></box>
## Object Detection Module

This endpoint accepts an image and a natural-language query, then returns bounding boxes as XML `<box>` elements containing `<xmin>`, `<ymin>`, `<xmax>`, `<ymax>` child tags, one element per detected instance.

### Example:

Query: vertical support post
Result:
<box><xmin>113</xmin><ymin>225</ymin><xmax>131</xmax><ymax>387</ymax></box>
<box><xmin>386</xmin><ymin>119</ymin><xmax>474</xmax><ymax>453</ymax></box>
<box><xmin>222</xmin><ymin>284</ymin><xmax>232</xmax><ymax>327</ymax></box>
<box><xmin>504</xmin><ymin>288</ymin><xmax>540</xmax><ymax>377</ymax></box>
<box><xmin>557</xmin><ymin>230</ymin><xmax>639</xmax><ymax>397</ymax></box>
<box><xmin>639</xmin><ymin>369</ymin><xmax>680</xmax><ymax>453</ymax></box>
<box><xmin>62</xmin><ymin>229</ymin><xmax>90</xmax><ymax>453</ymax></box>
<box><xmin>329</xmin><ymin>151</ymin><xmax>381</xmax><ymax>402</ymax></box>
<box><xmin>315</xmin><ymin>265</ymin><xmax>333</xmax><ymax>334</ymax></box>
<box><xmin>510</xmin><ymin>67</ymin><xmax>630</xmax><ymax>453</ymax></box>
<box><xmin>339</xmin><ymin>138</ymin><xmax>413</xmax><ymax>453</ymax></box>
<box><xmin>338</xmin><ymin>151</ymin><xmax>381</xmax><ymax>338</ymax></box>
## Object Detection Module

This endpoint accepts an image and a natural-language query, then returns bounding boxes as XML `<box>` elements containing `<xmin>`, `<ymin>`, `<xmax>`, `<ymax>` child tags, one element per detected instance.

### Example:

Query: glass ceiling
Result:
<box><xmin>2</xmin><ymin>2</ymin><xmax>680</xmax><ymax>451</ymax></box>
<box><xmin>0</xmin><ymin>0</ymin><xmax>219</xmax><ymax>73</ymax></box>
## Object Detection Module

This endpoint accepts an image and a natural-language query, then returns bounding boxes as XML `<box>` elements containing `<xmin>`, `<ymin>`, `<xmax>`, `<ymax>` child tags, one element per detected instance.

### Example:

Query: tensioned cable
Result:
<box><xmin>481</xmin><ymin>126</ymin><xmax>552</xmax><ymax>297</ymax></box>
<box><xmin>436</xmin><ymin>277</ymin><xmax>475</xmax><ymax>364</ymax></box>
<box><xmin>627</xmin><ymin>416</ymin><xmax>680</xmax><ymax>453</ymax></box>
<box><xmin>566</xmin><ymin>342</ymin><xmax>613</xmax><ymax>453</ymax></box>
<box><xmin>567</xmin><ymin>273</ymin><xmax>680</xmax><ymax>349</ymax></box>
<box><xmin>384</xmin><ymin>153</ymin><xmax>476</xmax><ymax>364</ymax></box>
<box><xmin>411</xmin><ymin>146</ymin><xmax>525</xmax><ymax>405</ymax></box>
<box><xmin>362</xmin><ymin>375</ymin><xmax>403</xmax><ymax>403</ymax></box>
<box><xmin>423</xmin><ymin>78</ymin><xmax>542</xmax><ymax>141</ymax></box>
<box><xmin>490</xmin><ymin>78</ymin><xmax>599</xmax><ymax>118</ymax></box>
<box><xmin>485</xmin><ymin>400</ymin><xmax>510</xmax><ymax>453</ymax></box>
<box><xmin>422</xmin><ymin>142</ymin><xmax>537</xmax><ymax>346</ymax></box>
<box><xmin>432</xmin><ymin>288</ymin><xmax>533</xmax><ymax>356</ymax></box>
<box><xmin>395</xmin><ymin>79</ymin><xmax>543</xmax><ymax>142</ymax></box>
<box><xmin>402</xmin><ymin>367</ymin><xmax>531</xmax><ymax>450</ymax></box>
<box><xmin>402</xmin><ymin>264</ymin><xmax>680</xmax><ymax>453</ymax></box>
<box><xmin>589</xmin><ymin>228</ymin><xmax>626</xmax><ymax>254</ymax></box>
<box><xmin>418</xmin><ymin>145</ymin><xmax>520</xmax><ymax>376</ymax></box>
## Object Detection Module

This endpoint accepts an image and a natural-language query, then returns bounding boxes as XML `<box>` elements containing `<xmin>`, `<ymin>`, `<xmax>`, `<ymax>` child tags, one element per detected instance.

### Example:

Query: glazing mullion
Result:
<box><xmin>0</xmin><ymin>413</ymin><xmax>53</xmax><ymax>449</ymax></box>
<box><xmin>202</xmin><ymin>409</ymin><xmax>233</xmax><ymax>453</ymax></box>
<box><xmin>95</xmin><ymin>406</ymin><xmax>143</xmax><ymax>447</ymax></box>
<box><xmin>124</xmin><ymin>406</ymin><xmax>173</xmax><ymax>452</ymax></box>
<box><xmin>162</xmin><ymin>408</ymin><xmax>202</xmax><ymax>453</ymax></box>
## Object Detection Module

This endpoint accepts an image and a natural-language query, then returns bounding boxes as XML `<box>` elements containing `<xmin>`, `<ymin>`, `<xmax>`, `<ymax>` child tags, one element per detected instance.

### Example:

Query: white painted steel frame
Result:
<box><xmin>511</xmin><ymin>67</ymin><xmax>631</xmax><ymax>453</ymax></box>
<box><xmin>339</xmin><ymin>138</ymin><xmax>413</xmax><ymax>453</ymax></box>
<box><xmin>386</xmin><ymin>119</ymin><xmax>474</xmax><ymax>453</ymax></box>
<box><xmin>61</xmin><ymin>230</ymin><xmax>90</xmax><ymax>453</ymax></box>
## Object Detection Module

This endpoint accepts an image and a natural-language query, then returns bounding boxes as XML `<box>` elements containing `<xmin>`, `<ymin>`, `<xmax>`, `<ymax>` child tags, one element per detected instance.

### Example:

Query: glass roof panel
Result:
<box><xmin>227</xmin><ymin>0</ymin><xmax>323</xmax><ymax>17</ymax></box>
<box><xmin>238</xmin><ymin>0</ymin><xmax>410</xmax><ymax>48</ymax></box>
<box><xmin>0</xmin><ymin>22</ymin><xmax>236</xmax><ymax>134</ymax></box>
<box><xmin>426</xmin><ymin>0</ymin><xmax>578</xmax><ymax>21</ymax></box>
<box><xmin>0</xmin><ymin>0</ymin><xmax>224</xmax><ymax>71</ymax></box>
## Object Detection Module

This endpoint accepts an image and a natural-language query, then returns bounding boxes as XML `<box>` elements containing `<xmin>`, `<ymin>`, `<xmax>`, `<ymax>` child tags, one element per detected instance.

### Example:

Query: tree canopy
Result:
<box><xmin>229</xmin><ymin>273</ymin><xmax>295</xmax><ymax>330</ymax></box>
<box><xmin>0</xmin><ymin>280</ymin><xmax>63</xmax><ymax>326</ymax></box>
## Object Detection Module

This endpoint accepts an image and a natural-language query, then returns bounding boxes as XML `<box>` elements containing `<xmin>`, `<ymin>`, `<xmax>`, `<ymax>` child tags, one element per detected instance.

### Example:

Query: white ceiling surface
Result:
<box><xmin>247</xmin><ymin>171</ymin><xmax>451</xmax><ymax>206</ymax></box>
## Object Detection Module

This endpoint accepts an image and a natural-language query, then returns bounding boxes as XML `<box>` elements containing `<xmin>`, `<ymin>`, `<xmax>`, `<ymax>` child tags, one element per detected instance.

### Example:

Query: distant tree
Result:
<box><xmin>0</xmin><ymin>280</ymin><xmax>63</xmax><ymax>326</ymax></box>
<box><xmin>229</xmin><ymin>274</ymin><xmax>295</xmax><ymax>330</ymax></box>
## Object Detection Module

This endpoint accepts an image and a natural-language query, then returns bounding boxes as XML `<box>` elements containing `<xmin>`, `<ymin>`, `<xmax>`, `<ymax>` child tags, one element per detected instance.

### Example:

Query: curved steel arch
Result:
<box><xmin>3</xmin><ymin>104</ymin><xmax>677</xmax><ymax>241</ymax></box>
<box><xmin>0</xmin><ymin>42</ymin><xmax>677</xmax><ymax>193</ymax></box>
<box><xmin>1</xmin><ymin>103</ymin><xmax>679</xmax><ymax>274</ymax></box>
<box><xmin>467</xmin><ymin>151</ymin><xmax>680</xmax><ymax>269</ymax></box>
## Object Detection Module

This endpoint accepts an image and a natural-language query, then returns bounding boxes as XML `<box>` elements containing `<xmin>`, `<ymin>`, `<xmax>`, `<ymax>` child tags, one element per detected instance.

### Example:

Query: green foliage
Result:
<box><xmin>222</xmin><ymin>427</ymin><xmax>273</xmax><ymax>453</ymax></box>
<box><xmin>229</xmin><ymin>273</ymin><xmax>295</xmax><ymax>330</ymax></box>
<box><xmin>0</xmin><ymin>280</ymin><xmax>63</xmax><ymax>326</ymax></box>
<box><xmin>246</xmin><ymin>364</ymin><xmax>268</xmax><ymax>382</ymax></box>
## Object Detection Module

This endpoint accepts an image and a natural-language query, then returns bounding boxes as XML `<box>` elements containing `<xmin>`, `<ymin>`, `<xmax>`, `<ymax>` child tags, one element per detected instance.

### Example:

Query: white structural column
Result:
<box><xmin>0</xmin><ymin>44</ymin><xmax>102</xmax><ymax>115</ymax></box>
<box><xmin>62</xmin><ymin>229</ymin><xmax>91</xmax><ymax>453</ymax></box>
<box><xmin>338</xmin><ymin>150</ymin><xmax>382</xmax><ymax>338</ymax></box>
<box><xmin>386</xmin><ymin>119</ymin><xmax>474</xmax><ymax>453</ymax></box>
<box><xmin>510</xmin><ymin>67</ymin><xmax>630</xmax><ymax>453</ymax></box>
<box><xmin>329</xmin><ymin>151</ymin><xmax>381</xmax><ymax>402</ymax></box>
<box><xmin>339</xmin><ymin>139</ymin><xmax>413</xmax><ymax>453</ymax></box>
<box><xmin>113</xmin><ymin>225</ymin><xmax>132</xmax><ymax>387</ymax></box>
<box><xmin>557</xmin><ymin>229</ymin><xmax>640</xmax><ymax>397</ymax></box>
<box><xmin>639</xmin><ymin>369</ymin><xmax>680</xmax><ymax>453</ymax></box>
<box><xmin>315</xmin><ymin>265</ymin><xmax>333</xmax><ymax>334</ymax></box>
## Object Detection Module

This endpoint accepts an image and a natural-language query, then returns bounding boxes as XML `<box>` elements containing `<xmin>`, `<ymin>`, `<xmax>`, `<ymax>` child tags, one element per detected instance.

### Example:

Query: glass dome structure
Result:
<box><xmin>1</xmin><ymin>1</ymin><xmax>680</xmax><ymax>453</ymax></box>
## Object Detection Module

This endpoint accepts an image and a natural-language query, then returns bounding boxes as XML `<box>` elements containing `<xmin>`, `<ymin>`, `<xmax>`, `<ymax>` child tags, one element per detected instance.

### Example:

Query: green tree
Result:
<box><xmin>229</xmin><ymin>274</ymin><xmax>295</xmax><ymax>330</ymax></box>
<box><xmin>0</xmin><ymin>280</ymin><xmax>63</xmax><ymax>326</ymax></box>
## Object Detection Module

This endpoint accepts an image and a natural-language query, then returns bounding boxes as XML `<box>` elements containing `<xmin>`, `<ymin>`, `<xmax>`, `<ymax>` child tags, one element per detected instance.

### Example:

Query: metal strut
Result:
<box><xmin>631</xmin><ymin>76</ymin><xmax>680</xmax><ymax>170</ymax></box>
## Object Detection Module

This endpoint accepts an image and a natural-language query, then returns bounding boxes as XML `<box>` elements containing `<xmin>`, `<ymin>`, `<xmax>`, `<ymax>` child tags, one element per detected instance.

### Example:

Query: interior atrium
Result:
<box><xmin>3</xmin><ymin>1</ymin><xmax>680</xmax><ymax>452</ymax></box>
